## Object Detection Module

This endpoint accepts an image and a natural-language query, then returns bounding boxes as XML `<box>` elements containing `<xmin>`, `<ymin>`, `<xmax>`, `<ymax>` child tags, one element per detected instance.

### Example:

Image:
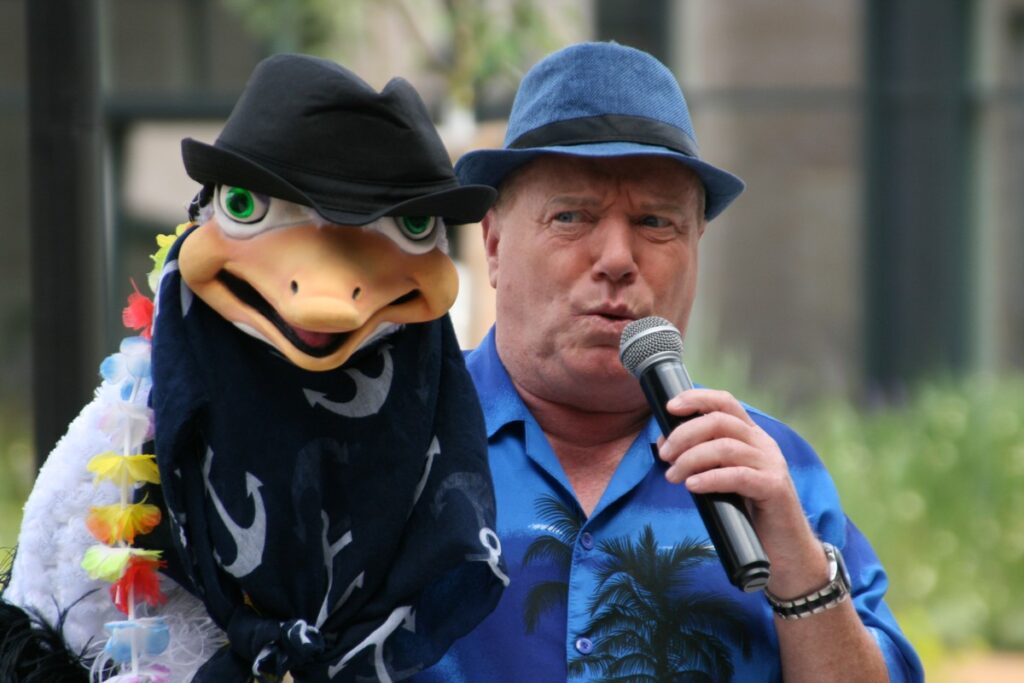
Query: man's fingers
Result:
<box><xmin>658</xmin><ymin>410</ymin><xmax>756</xmax><ymax>463</ymax></box>
<box><xmin>664</xmin><ymin>438</ymin><xmax>762</xmax><ymax>484</ymax></box>
<box><xmin>667</xmin><ymin>388</ymin><xmax>755</xmax><ymax>426</ymax></box>
<box><xmin>681</xmin><ymin>462</ymin><xmax>792</xmax><ymax>504</ymax></box>
<box><xmin>682</xmin><ymin>465</ymin><xmax>758</xmax><ymax>495</ymax></box>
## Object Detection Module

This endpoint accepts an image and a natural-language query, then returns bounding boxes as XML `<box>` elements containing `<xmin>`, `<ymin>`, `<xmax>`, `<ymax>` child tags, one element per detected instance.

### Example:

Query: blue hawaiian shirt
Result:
<box><xmin>415</xmin><ymin>328</ymin><xmax>924</xmax><ymax>682</ymax></box>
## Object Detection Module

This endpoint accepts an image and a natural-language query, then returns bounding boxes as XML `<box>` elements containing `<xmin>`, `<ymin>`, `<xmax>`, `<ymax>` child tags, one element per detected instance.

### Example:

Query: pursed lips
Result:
<box><xmin>582</xmin><ymin>303</ymin><xmax>640</xmax><ymax>320</ymax></box>
<box><xmin>575</xmin><ymin>305</ymin><xmax>641</xmax><ymax>338</ymax></box>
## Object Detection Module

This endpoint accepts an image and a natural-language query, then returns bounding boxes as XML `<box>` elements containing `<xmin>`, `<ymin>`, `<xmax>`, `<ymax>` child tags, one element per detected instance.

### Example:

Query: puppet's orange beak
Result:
<box><xmin>178</xmin><ymin>219</ymin><xmax>457</xmax><ymax>371</ymax></box>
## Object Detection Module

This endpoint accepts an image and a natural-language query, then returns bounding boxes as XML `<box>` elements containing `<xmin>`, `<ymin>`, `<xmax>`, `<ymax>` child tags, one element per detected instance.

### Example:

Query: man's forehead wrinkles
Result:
<box><xmin>623</xmin><ymin>184</ymin><xmax>691</xmax><ymax>211</ymax></box>
<box><xmin>508</xmin><ymin>155</ymin><xmax>704</xmax><ymax>220</ymax></box>
<box><xmin>544</xmin><ymin>194</ymin><xmax>605</xmax><ymax>208</ymax></box>
<box><xmin>634</xmin><ymin>203</ymin><xmax>688</xmax><ymax>218</ymax></box>
<box><xmin>539</xmin><ymin>184</ymin><xmax>691</xmax><ymax>213</ymax></box>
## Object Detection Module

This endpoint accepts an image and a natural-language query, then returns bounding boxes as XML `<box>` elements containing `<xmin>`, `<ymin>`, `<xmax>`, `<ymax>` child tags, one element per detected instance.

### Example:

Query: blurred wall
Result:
<box><xmin>675</xmin><ymin>0</ymin><xmax>865</xmax><ymax>402</ymax></box>
<box><xmin>0</xmin><ymin>0</ymin><xmax>29</xmax><ymax>413</ymax></box>
<box><xmin>668</xmin><ymin>0</ymin><xmax>1024</xmax><ymax>403</ymax></box>
<box><xmin>974</xmin><ymin>0</ymin><xmax>1024</xmax><ymax>374</ymax></box>
<box><xmin>0</xmin><ymin>0</ymin><xmax>266</xmax><ymax>452</ymax></box>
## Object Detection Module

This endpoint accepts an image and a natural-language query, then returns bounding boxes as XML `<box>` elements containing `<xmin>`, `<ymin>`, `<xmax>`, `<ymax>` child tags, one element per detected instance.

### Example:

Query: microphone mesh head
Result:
<box><xmin>619</xmin><ymin>316</ymin><xmax>684</xmax><ymax>376</ymax></box>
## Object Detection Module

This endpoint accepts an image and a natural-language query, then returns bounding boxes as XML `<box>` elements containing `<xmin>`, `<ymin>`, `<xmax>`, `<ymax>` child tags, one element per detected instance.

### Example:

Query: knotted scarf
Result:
<box><xmin>148</xmin><ymin>231</ymin><xmax>506</xmax><ymax>681</ymax></box>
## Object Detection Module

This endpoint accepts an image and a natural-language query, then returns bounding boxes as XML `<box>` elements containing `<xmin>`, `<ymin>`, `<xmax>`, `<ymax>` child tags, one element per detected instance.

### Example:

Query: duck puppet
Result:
<box><xmin>1</xmin><ymin>54</ymin><xmax>507</xmax><ymax>683</ymax></box>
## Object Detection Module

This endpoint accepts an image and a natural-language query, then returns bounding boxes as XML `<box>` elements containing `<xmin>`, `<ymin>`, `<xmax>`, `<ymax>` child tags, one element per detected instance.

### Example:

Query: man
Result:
<box><xmin>416</xmin><ymin>42</ymin><xmax>923</xmax><ymax>682</ymax></box>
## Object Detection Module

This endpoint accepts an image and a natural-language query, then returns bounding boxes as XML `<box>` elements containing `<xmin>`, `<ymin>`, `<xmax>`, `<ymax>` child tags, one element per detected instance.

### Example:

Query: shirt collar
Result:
<box><xmin>464</xmin><ymin>327</ymin><xmax>532</xmax><ymax>438</ymax></box>
<box><xmin>465</xmin><ymin>326</ymin><xmax>664</xmax><ymax>447</ymax></box>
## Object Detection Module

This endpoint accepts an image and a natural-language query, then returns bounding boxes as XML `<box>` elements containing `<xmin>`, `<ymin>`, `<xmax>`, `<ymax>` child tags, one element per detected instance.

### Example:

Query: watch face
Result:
<box><xmin>827</xmin><ymin>543</ymin><xmax>852</xmax><ymax>590</ymax></box>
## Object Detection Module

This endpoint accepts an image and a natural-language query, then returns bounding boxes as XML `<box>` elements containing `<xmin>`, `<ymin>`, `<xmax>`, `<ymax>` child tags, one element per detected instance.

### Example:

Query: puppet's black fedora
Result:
<box><xmin>182</xmin><ymin>53</ymin><xmax>495</xmax><ymax>225</ymax></box>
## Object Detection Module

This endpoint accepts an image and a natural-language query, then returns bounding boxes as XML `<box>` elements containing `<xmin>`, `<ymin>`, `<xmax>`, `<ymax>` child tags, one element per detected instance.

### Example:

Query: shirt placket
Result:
<box><xmin>556</xmin><ymin>426</ymin><xmax>662</xmax><ymax>678</ymax></box>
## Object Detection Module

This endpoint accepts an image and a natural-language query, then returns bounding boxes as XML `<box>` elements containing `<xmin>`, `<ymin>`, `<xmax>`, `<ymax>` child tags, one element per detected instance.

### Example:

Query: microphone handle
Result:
<box><xmin>639</xmin><ymin>361</ymin><xmax>771</xmax><ymax>592</ymax></box>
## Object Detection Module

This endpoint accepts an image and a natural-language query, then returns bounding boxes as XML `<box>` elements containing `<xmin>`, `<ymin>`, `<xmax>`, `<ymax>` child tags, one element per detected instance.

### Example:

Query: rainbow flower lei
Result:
<box><xmin>80</xmin><ymin>223</ymin><xmax>192</xmax><ymax>683</ymax></box>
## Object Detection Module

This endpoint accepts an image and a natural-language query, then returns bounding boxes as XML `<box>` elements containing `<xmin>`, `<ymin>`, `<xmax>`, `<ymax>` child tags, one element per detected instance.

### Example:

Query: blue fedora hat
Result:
<box><xmin>455</xmin><ymin>42</ymin><xmax>744</xmax><ymax>221</ymax></box>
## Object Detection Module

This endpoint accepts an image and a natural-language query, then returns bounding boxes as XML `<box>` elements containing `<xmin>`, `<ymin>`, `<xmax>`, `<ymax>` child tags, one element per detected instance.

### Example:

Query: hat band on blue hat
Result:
<box><xmin>507</xmin><ymin>114</ymin><xmax>699</xmax><ymax>158</ymax></box>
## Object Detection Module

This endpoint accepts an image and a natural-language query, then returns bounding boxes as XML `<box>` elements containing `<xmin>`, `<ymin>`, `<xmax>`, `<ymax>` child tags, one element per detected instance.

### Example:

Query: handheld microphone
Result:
<box><xmin>619</xmin><ymin>316</ymin><xmax>771</xmax><ymax>592</ymax></box>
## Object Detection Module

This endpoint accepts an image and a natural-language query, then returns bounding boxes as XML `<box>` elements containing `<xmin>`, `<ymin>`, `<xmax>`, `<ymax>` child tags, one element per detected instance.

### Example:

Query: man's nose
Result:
<box><xmin>591</xmin><ymin>219</ymin><xmax>638</xmax><ymax>283</ymax></box>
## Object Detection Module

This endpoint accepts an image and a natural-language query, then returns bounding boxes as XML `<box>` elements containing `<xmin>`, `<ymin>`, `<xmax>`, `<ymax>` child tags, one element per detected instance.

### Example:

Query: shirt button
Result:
<box><xmin>575</xmin><ymin>637</ymin><xmax>594</xmax><ymax>655</ymax></box>
<box><xmin>579</xmin><ymin>532</ymin><xmax>595</xmax><ymax>550</ymax></box>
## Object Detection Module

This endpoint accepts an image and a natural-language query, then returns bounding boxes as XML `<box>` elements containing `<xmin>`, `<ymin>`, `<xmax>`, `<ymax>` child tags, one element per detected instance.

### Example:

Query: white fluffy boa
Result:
<box><xmin>4</xmin><ymin>375</ymin><xmax>226</xmax><ymax>681</ymax></box>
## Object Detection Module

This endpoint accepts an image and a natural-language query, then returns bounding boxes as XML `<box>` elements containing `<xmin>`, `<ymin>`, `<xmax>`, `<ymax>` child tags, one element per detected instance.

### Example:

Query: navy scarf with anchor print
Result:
<box><xmin>148</xmin><ymin>232</ymin><xmax>507</xmax><ymax>682</ymax></box>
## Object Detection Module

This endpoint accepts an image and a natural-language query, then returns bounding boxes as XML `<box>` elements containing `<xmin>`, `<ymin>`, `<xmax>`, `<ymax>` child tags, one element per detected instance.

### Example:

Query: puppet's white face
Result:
<box><xmin>178</xmin><ymin>186</ymin><xmax>458</xmax><ymax>371</ymax></box>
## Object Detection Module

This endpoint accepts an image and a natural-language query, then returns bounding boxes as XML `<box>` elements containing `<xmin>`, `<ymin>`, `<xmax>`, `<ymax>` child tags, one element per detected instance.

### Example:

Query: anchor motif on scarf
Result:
<box><xmin>431</xmin><ymin>473</ymin><xmax>509</xmax><ymax>586</ymax></box>
<box><xmin>316</xmin><ymin>510</ymin><xmax>361</xmax><ymax>628</ymax></box>
<box><xmin>303</xmin><ymin>345</ymin><xmax>394</xmax><ymax>418</ymax></box>
<box><xmin>203</xmin><ymin>447</ymin><xmax>267</xmax><ymax>578</ymax></box>
<box><xmin>328</xmin><ymin>605</ymin><xmax>415</xmax><ymax>682</ymax></box>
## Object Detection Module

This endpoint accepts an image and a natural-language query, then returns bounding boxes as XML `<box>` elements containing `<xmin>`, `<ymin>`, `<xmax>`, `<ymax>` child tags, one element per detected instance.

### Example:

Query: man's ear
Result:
<box><xmin>481</xmin><ymin>210</ymin><xmax>500</xmax><ymax>289</ymax></box>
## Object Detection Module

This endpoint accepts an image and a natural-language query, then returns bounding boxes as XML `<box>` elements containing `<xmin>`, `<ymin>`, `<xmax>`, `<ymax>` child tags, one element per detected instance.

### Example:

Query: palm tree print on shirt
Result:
<box><xmin>522</xmin><ymin>496</ymin><xmax>752</xmax><ymax>682</ymax></box>
<box><xmin>522</xmin><ymin>494</ymin><xmax>583</xmax><ymax>633</ymax></box>
<box><xmin>568</xmin><ymin>525</ymin><xmax>752</xmax><ymax>682</ymax></box>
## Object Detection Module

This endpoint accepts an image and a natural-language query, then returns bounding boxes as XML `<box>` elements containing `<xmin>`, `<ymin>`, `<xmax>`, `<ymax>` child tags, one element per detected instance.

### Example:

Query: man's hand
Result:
<box><xmin>656</xmin><ymin>388</ymin><xmax>891</xmax><ymax>682</ymax></box>
<box><xmin>655</xmin><ymin>388</ymin><xmax>828</xmax><ymax>600</ymax></box>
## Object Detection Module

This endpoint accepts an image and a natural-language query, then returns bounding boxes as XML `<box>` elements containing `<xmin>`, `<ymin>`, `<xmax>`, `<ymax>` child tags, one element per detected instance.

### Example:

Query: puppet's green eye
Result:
<box><xmin>220</xmin><ymin>187</ymin><xmax>269</xmax><ymax>223</ymax></box>
<box><xmin>398</xmin><ymin>216</ymin><xmax>435</xmax><ymax>240</ymax></box>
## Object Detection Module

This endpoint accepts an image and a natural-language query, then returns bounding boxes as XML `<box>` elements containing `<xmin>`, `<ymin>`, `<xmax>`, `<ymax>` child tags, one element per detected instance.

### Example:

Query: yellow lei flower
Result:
<box><xmin>86</xmin><ymin>501</ymin><xmax>162</xmax><ymax>544</ymax></box>
<box><xmin>87</xmin><ymin>452</ymin><xmax>161</xmax><ymax>486</ymax></box>
<box><xmin>81</xmin><ymin>545</ymin><xmax>163</xmax><ymax>583</ymax></box>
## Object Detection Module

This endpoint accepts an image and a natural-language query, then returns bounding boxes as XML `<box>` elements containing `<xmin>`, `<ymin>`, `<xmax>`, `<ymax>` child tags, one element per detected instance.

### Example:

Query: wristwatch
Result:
<box><xmin>765</xmin><ymin>542</ymin><xmax>851</xmax><ymax>620</ymax></box>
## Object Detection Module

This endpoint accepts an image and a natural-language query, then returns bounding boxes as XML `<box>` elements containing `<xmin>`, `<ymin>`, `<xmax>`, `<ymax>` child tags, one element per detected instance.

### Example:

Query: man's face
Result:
<box><xmin>484</xmin><ymin>154</ymin><xmax>706</xmax><ymax>411</ymax></box>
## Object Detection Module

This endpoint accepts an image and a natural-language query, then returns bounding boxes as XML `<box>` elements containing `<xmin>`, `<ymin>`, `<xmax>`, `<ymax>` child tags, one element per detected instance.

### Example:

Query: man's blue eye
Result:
<box><xmin>554</xmin><ymin>211</ymin><xmax>577</xmax><ymax>222</ymax></box>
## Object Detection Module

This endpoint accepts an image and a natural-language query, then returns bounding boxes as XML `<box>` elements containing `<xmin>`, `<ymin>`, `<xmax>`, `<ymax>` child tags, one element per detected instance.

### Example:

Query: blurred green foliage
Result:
<box><xmin>0</xmin><ymin>404</ymin><xmax>34</xmax><ymax>576</ymax></box>
<box><xmin>790</xmin><ymin>376</ymin><xmax>1024</xmax><ymax>653</ymax></box>
<box><xmin>220</xmin><ymin>0</ymin><xmax>567</xmax><ymax>110</ymax></box>
<box><xmin>682</xmin><ymin>353</ymin><xmax>1024</xmax><ymax>657</ymax></box>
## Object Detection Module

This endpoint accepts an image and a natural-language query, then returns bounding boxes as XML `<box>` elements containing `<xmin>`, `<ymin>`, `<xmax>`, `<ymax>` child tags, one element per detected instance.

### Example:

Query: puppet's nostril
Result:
<box><xmin>352</xmin><ymin>287</ymin><xmax>362</xmax><ymax>301</ymax></box>
<box><xmin>291</xmin><ymin>281</ymin><xmax>299</xmax><ymax>294</ymax></box>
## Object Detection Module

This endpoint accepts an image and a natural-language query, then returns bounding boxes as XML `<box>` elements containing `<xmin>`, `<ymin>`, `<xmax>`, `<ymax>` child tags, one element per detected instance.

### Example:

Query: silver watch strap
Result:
<box><xmin>764</xmin><ymin>543</ymin><xmax>851</xmax><ymax>620</ymax></box>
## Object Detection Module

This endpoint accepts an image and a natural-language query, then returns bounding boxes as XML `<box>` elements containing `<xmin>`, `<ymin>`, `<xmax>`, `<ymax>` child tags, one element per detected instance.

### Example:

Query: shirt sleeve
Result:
<box><xmin>752</xmin><ymin>409</ymin><xmax>926</xmax><ymax>683</ymax></box>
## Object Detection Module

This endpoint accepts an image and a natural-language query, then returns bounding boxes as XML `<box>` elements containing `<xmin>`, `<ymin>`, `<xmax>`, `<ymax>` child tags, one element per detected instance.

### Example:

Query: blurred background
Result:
<box><xmin>1</xmin><ymin>1</ymin><xmax>1022</xmax><ymax>680</ymax></box>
